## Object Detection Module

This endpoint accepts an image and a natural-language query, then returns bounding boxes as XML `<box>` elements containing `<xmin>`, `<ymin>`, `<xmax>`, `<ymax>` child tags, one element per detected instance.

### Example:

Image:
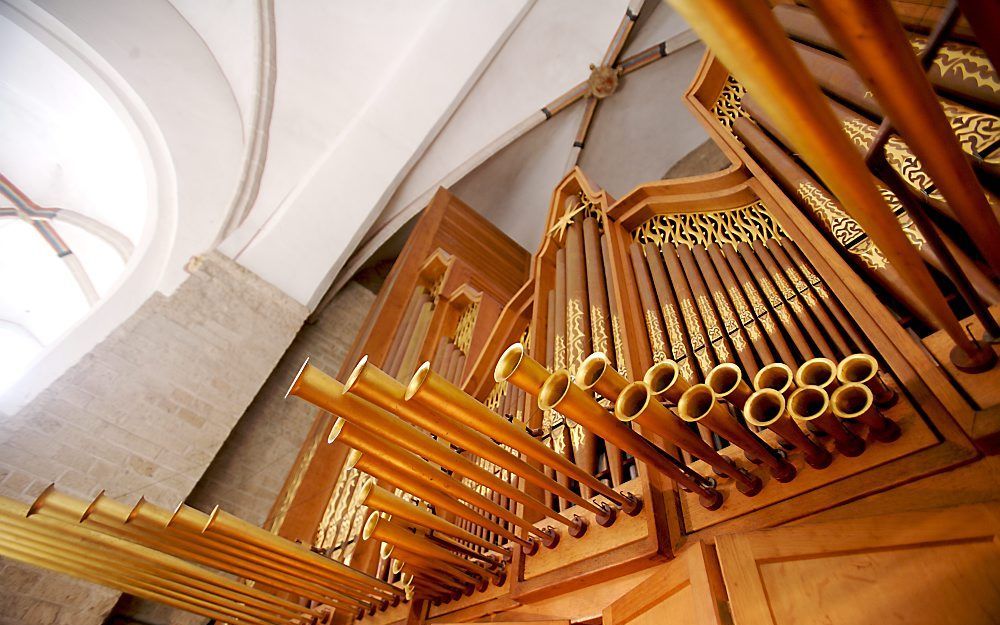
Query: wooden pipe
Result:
<box><xmin>575</xmin><ymin>351</ymin><xmax>630</xmax><ymax>402</ymax></box>
<box><xmin>677</xmin><ymin>384</ymin><xmax>797</xmax><ymax>483</ymax></box>
<box><xmin>831</xmin><ymin>383</ymin><xmax>902</xmax><ymax>443</ymax></box>
<box><xmin>744</xmin><ymin>389</ymin><xmax>833</xmax><ymax>470</ymax></box>
<box><xmin>615</xmin><ymin>382</ymin><xmax>763</xmax><ymax>496</ymax></box>
<box><xmin>538</xmin><ymin>369</ymin><xmax>721</xmax><ymax>510</ymax></box>
<box><xmin>706</xmin><ymin>363</ymin><xmax>754</xmax><ymax>412</ymax></box>
<box><xmin>795</xmin><ymin>357</ymin><xmax>839</xmax><ymax>391</ymax></box>
<box><xmin>788</xmin><ymin>386</ymin><xmax>866</xmax><ymax>457</ymax></box>
<box><xmin>837</xmin><ymin>353</ymin><xmax>897</xmax><ymax>408</ymax></box>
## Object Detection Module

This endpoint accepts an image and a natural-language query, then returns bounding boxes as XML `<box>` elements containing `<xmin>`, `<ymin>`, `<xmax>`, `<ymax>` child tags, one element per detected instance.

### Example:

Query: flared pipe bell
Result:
<box><xmin>643</xmin><ymin>360</ymin><xmax>690</xmax><ymax>404</ymax></box>
<box><xmin>831</xmin><ymin>383</ymin><xmax>901</xmax><ymax>443</ymax></box>
<box><xmin>575</xmin><ymin>352</ymin><xmax>630</xmax><ymax>401</ymax></box>
<box><xmin>795</xmin><ymin>357</ymin><xmax>839</xmax><ymax>391</ymax></box>
<box><xmin>788</xmin><ymin>386</ymin><xmax>865</xmax><ymax>457</ymax></box>
<box><xmin>744</xmin><ymin>389</ymin><xmax>832</xmax><ymax>470</ymax></box>
<box><xmin>706</xmin><ymin>363</ymin><xmax>754</xmax><ymax>412</ymax></box>
<box><xmin>837</xmin><ymin>353</ymin><xmax>897</xmax><ymax>407</ymax></box>
<box><xmin>753</xmin><ymin>362</ymin><xmax>795</xmax><ymax>399</ymax></box>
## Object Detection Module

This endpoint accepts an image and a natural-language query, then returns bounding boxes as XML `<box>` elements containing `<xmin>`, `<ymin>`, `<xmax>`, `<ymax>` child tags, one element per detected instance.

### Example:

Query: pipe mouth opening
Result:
<box><xmin>615</xmin><ymin>382</ymin><xmax>650</xmax><ymax>422</ymax></box>
<box><xmin>203</xmin><ymin>506</ymin><xmax>222</xmax><ymax>533</ymax></box>
<box><xmin>789</xmin><ymin>386</ymin><xmax>829</xmax><ymax>420</ymax></box>
<box><xmin>838</xmin><ymin>353</ymin><xmax>877</xmax><ymax>384</ymax></box>
<box><xmin>328</xmin><ymin>418</ymin><xmax>346</xmax><ymax>444</ymax></box>
<box><xmin>125</xmin><ymin>496</ymin><xmax>146</xmax><ymax>524</ymax></box>
<box><xmin>391</xmin><ymin>559</ymin><xmax>404</xmax><ymax>575</ymax></box>
<box><xmin>344</xmin><ymin>355</ymin><xmax>370</xmax><ymax>393</ymax></box>
<box><xmin>832</xmin><ymin>384</ymin><xmax>871</xmax><ymax>418</ymax></box>
<box><xmin>797</xmin><ymin>358</ymin><xmax>837</xmax><ymax>388</ymax></box>
<box><xmin>26</xmin><ymin>483</ymin><xmax>57</xmax><ymax>518</ymax></box>
<box><xmin>678</xmin><ymin>384</ymin><xmax>715</xmax><ymax>423</ymax></box>
<box><xmin>357</xmin><ymin>479</ymin><xmax>375</xmax><ymax>504</ymax></box>
<box><xmin>538</xmin><ymin>370</ymin><xmax>572</xmax><ymax>411</ymax></box>
<box><xmin>745</xmin><ymin>389</ymin><xmax>785</xmax><ymax>427</ymax></box>
<box><xmin>404</xmin><ymin>362</ymin><xmax>432</xmax><ymax>401</ymax></box>
<box><xmin>285</xmin><ymin>357</ymin><xmax>311</xmax><ymax>399</ymax></box>
<box><xmin>707</xmin><ymin>363</ymin><xmax>742</xmax><ymax>396</ymax></box>
<box><xmin>644</xmin><ymin>361</ymin><xmax>678</xmax><ymax>396</ymax></box>
<box><xmin>494</xmin><ymin>343</ymin><xmax>525</xmax><ymax>383</ymax></box>
<box><xmin>346</xmin><ymin>449</ymin><xmax>363</xmax><ymax>470</ymax></box>
<box><xmin>363</xmin><ymin>511</ymin><xmax>381</xmax><ymax>540</ymax></box>
<box><xmin>576</xmin><ymin>352</ymin><xmax>609</xmax><ymax>390</ymax></box>
<box><xmin>754</xmin><ymin>363</ymin><xmax>793</xmax><ymax>393</ymax></box>
<box><xmin>380</xmin><ymin>540</ymin><xmax>394</xmax><ymax>559</ymax></box>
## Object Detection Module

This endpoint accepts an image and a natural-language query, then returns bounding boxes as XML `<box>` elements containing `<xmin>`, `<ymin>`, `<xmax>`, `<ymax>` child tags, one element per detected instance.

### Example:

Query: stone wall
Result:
<box><xmin>0</xmin><ymin>252</ymin><xmax>308</xmax><ymax>625</ymax></box>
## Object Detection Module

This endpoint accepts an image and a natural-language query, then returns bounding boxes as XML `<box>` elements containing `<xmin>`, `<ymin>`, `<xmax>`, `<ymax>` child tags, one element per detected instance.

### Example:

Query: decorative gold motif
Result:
<box><xmin>911</xmin><ymin>36</ymin><xmax>1000</xmax><ymax>94</ymax></box>
<box><xmin>453</xmin><ymin>300</ymin><xmax>480</xmax><ymax>354</ymax></box>
<box><xmin>712</xmin><ymin>75</ymin><xmax>747</xmax><ymax>128</ymax></box>
<box><xmin>680</xmin><ymin>298</ymin><xmax>706</xmax><ymax>351</ymax></box>
<box><xmin>566</xmin><ymin>298</ymin><xmax>587</xmax><ymax>367</ymax></box>
<box><xmin>590</xmin><ymin>304</ymin><xmax>610</xmax><ymax>353</ymax></box>
<box><xmin>695</xmin><ymin>295</ymin><xmax>723</xmax><ymax>342</ymax></box>
<box><xmin>941</xmin><ymin>101</ymin><xmax>1000</xmax><ymax>163</ymax></box>
<box><xmin>269</xmin><ymin>427</ymin><xmax>323</xmax><ymax>533</ymax></box>
<box><xmin>633</xmin><ymin>202</ymin><xmax>783</xmax><ymax>250</ymax></box>
<box><xmin>554</xmin><ymin>335</ymin><xmax>566</xmax><ymax>371</ymax></box>
<box><xmin>841</xmin><ymin>117</ymin><xmax>943</xmax><ymax>201</ymax></box>
<box><xmin>644</xmin><ymin>309</ymin><xmax>668</xmax><ymax>362</ymax></box>
<box><xmin>711</xmin><ymin>291</ymin><xmax>740</xmax><ymax>334</ymax></box>
<box><xmin>611</xmin><ymin>314</ymin><xmax>629</xmax><ymax>379</ymax></box>
<box><xmin>728</xmin><ymin>286</ymin><xmax>755</xmax><ymax>326</ymax></box>
<box><xmin>661</xmin><ymin>302</ymin><xmax>686</xmax><ymax>359</ymax></box>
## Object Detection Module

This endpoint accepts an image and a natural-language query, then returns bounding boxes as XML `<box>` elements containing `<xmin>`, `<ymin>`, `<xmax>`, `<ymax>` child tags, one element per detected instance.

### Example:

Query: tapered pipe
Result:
<box><xmin>575</xmin><ymin>352</ymin><xmax>630</xmax><ymax>402</ymax></box>
<box><xmin>408</xmin><ymin>361</ymin><xmax>629</xmax><ymax>517</ymax></box>
<box><xmin>643</xmin><ymin>360</ymin><xmax>691</xmax><ymax>404</ymax></box>
<box><xmin>836</xmin><ymin>354</ymin><xmax>897</xmax><ymax>408</ymax></box>
<box><xmin>744</xmin><ymin>389</ymin><xmax>833</xmax><ymax>470</ymax></box>
<box><xmin>538</xmin><ymin>369</ymin><xmax>720</xmax><ymax>510</ymax></box>
<box><xmin>788</xmin><ymin>386</ymin><xmax>866</xmax><ymax>457</ymax></box>
<box><xmin>290</xmin><ymin>360</ymin><xmax>573</xmax><ymax>532</ymax></box>
<box><xmin>706</xmin><ymin>363</ymin><xmax>753</xmax><ymax>412</ymax></box>
<box><xmin>753</xmin><ymin>363</ymin><xmax>796</xmax><ymax>399</ymax></box>
<box><xmin>831</xmin><ymin>383</ymin><xmax>901</xmax><ymax>443</ymax></box>
<box><xmin>384</xmin><ymin>544</ymin><xmax>482</xmax><ymax>586</ymax></box>
<box><xmin>677</xmin><ymin>385</ymin><xmax>796</xmax><ymax>483</ymax></box>
<box><xmin>358</xmin><ymin>483</ymin><xmax>502</xmax><ymax>556</ymax></box>
<box><xmin>795</xmin><ymin>357</ymin><xmax>839</xmax><ymax>391</ymax></box>
<box><xmin>345</xmin><ymin>357</ymin><xmax>596</xmax><ymax>521</ymax></box>
<box><xmin>615</xmin><ymin>382</ymin><xmax>762</xmax><ymax>496</ymax></box>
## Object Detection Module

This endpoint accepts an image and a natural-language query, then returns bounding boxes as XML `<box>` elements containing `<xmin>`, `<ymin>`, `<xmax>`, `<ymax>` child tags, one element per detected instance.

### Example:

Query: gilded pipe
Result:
<box><xmin>831</xmin><ymin>383</ymin><xmax>902</xmax><ymax>443</ymax></box>
<box><xmin>383</xmin><ymin>543</ymin><xmax>483</xmax><ymax>587</ymax></box>
<box><xmin>615</xmin><ymin>382</ymin><xmax>762</xmax><ymax>496</ymax></box>
<box><xmin>706</xmin><ymin>363</ymin><xmax>753</xmax><ymax>412</ymax></box>
<box><xmin>744</xmin><ymin>389</ymin><xmax>833</xmax><ymax>470</ymax></box>
<box><xmin>753</xmin><ymin>363</ymin><xmax>796</xmax><ymax>399</ymax></box>
<box><xmin>837</xmin><ymin>354</ymin><xmax>897</xmax><ymax>407</ymax></box>
<box><xmin>538</xmin><ymin>369</ymin><xmax>721</xmax><ymax>510</ymax></box>
<box><xmin>643</xmin><ymin>360</ymin><xmax>690</xmax><ymax>404</ymax></box>
<box><xmin>788</xmin><ymin>386</ymin><xmax>866</xmax><ymax>457</ymax></box>
<box><xmin>428</xmin><ymin>533</ymin><xmax>500</xmax><ymax>568</ymax></box>
<box><xmin>575</xmin><ymin>352</ymin><xmax>630</xmax><ymax>402</ymax></box>
<box><xmin>677</xmin><ymin>384</ymin><xmax>797</xmax><ymax>483</ymax></box>
<box><xmin>407</xmin><ymin>361</ymin><xmax>630</xmax><ymax>518</ymax></box>
<box><xmin>795</xmin><ymin>357</ymin><xmax>839</xmax><ymax>391</ymax></box>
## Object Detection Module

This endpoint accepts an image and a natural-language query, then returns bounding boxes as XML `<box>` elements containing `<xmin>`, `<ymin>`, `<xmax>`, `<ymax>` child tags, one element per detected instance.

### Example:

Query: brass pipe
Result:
<box><xmin>407</xmin><ymin>361</ymin><xmax>630</xmax><ymax>517</ymax></box>
<box><xmin>837</xmin><ymin>353</ymin><xmax>897</xmax><ymax>408</ymax></box>
<box><xmin>428</xmin><ymin>532</ymin><xmax>499</xmax><ymax>568</ymax></box>
<box><xmin>396</xmin><ymin>563</ymin><xmax>463</xmax><ymax>594</ymax></box>
<box><xmin>643</xmin><ymin>360</ymin><xmax>691</xmax><ymax>405</ymax></box>
<box><xmin>677</xmin><ymin>384</ymin><xmax>797</xmax><ymax>482</ymax></box>
<box><xmin>788</xmin><ymin>386</ymin><xmax>866</xmax><ymax>457</ymax></box>
<box><xmin>744</xmin><ymin>389</ymin><xmax>833</xmax><ymax>470</ymax></box>
<box><xmin>538</xmin><ymin>370</ymin><xmax>721</xmax><ymax>510</ymax></box>
<box><xmin>615</xmin><ymin>382</ymin><xmax>763</xmax><ymax>496</ymax></box>
<box><xmin>346</xmin><ymin>450</ymin><xmax>536</xmax><ymax>552</ymax></box>
<box><xmin>331</xmin><ymin>419</ymin><xmax>556</xmax><ymax>546</ymax></box>
<box><xmin>394</xmin><ymin>559</ymin><xmax>466</xmax><ymax>590</ymax></box>
<box><xmin>344</xmin><ymin>357</ymin><xmax>594</xmax><ymax>521</ymax></box>
<box><xmin>359</xmin><ymin>482</ymin><xmax>501</xmax><ymax>556</ymax></box>
<box><xmin>384</xmin><ymin>544</ymin><xmax>482</xmax><ymax>587</ymax></box>
<box><xmin>753</xmin><ymin>363</ymin><xmax>796</xmax><ymax>399</ymax></box>
<box><xmin>831</xmin><ymin>383</ymin><xmax>902</xmax><ymax>443</ymax></box>
<box><xmin>290</xmin><ymin>361</ymin><xmax>573</xmax><ymax>533</ymax></box>
<box><xmin>705</xmin><ymin>363</ymin><xmax>754</xmax><ymax>412</ymax></box>
<box><xmin>795</xmin><ymin>357</ymin><xmax>839</xmax><ymax>391</ymax></box>
<box><xmin>575</xmin><ymin>351</ymin><xmax>629</xmax><ymax>402</ymax></box>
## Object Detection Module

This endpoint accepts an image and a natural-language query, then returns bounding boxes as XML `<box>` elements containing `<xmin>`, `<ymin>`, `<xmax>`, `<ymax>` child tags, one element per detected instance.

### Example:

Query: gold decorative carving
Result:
<box><xmin>644</xmin><ymin>309</ymin><xmax>668</xmax><ymax>362</ymax></box>
<box><xmin>660</xmin><ymin>302</ymin><xmax>686</xmax><ymax>360</ymax></box>
<box><xmin>633</xmin><ymin>202</ymin><xmax>783</xmax><ymax>250</ymax></box>
<box><xmin>712</xmin><ymin>75</ymin><xmax>747</xmax><ymax>128</ymax></box>
<box><xmin>453</xmin><ymin>300</ymin><xmax>479</xmax><ymax>354</ymax></box>
<box><xmin>591</xmin><ymin>304</ymin><xmax>610</xmax><ymax>353</ymax></box>
<box><xmin>680</xmin><ymin>298</ymin><xmax>706</xmax><ymax>351</ymax></box>
<box><xmin>695</xmin><ymin>295</ymin><xmax>723</xmax><ymax>342</ymax></box>
<box><xmin>611</xmin><ymin>314</ymin><xmax>629</xmax><ymax>379</ymax></box>
<box><xmin>711</xmin><ymin>291</ymin><xmax>740</xmax><ymax>334</ymax></box>
<box><xmin>911</xmin><ymin>36</ymin><xmax>1000</xmax><ymax>94</ymax></box>
<box><xmin>566</xmin><ymin>298</ymin><xmax>587</xmax><ymax>367</ymax></box>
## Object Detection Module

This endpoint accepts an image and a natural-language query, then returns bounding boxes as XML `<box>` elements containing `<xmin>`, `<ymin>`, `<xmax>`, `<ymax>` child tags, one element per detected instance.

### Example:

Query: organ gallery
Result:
<box><xmin>2</xmin><ymin>1</ymin><xmax>999</xmax><ymax>624</ymax></box>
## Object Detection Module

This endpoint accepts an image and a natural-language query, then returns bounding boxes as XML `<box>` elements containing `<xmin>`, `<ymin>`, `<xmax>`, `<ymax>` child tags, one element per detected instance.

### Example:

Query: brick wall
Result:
<box><xmin>0</xmin><ymin>252</ymin><xmax>308</xmax><ymax>625</ymax></box>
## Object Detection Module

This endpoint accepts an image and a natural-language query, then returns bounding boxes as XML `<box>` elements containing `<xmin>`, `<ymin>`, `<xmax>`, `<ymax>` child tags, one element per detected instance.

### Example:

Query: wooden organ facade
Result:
<box><xmin>2</xmin><ymin>2</ymin><xmax>999</xmax><ymax>625</ymax></box>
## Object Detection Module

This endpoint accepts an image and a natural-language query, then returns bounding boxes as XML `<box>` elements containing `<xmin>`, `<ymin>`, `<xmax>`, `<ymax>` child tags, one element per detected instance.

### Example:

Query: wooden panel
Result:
<box><xmin>717</xmin><ymin>504</ymin><xmax>1000</xmax><ymax>625</ymax></box>
<box><xmin>603</xmin><ymin>542</ymin><xmax>729</xmax><ymax>625</ymax></box>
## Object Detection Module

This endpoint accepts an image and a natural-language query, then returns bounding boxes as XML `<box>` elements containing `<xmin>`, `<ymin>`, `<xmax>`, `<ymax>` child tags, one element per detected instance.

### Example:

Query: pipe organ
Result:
<box><xmin>3</xmin><ymin>3</ymin><xmax>999</xmax><ymax>624</ymax></box>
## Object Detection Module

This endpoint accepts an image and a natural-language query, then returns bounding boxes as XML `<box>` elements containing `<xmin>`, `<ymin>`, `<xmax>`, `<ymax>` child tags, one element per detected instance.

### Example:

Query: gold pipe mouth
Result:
<box><xmin>343</xmin><ymin>354</ymin><xmax>370</xmax><ymax>394</ymax></box>
<box><xmin>831</xmin><ymin>383</ymin><xmax>872</xmax><ymax>419</ymax></box>
<box><xmin>346</xmin><ymin>449</ymin><xmax>363</xmax><ymax>470</ymax></box>
<box><xmin>328</xmin><ymin>417</ymin><xmax>346</xmax><ymax>444</ymax></box>
<box><xmin>391</xmin><ymin>559</ymin><xmax>404</xmax><ymax>575</ymax></box>
<box><xmin>363</xmin><ymin>511</ymin><xmax>381</xmax><ymax>541</ymax></box>
<box><xmin>795</xmin><ymin>357</ymin><xmax>838</xmax><ymax>388</ymax></box>
<box><xmin>788</xmin><ymin>386</ymin><xmax>830</xmax><ymax>421</ymax></box>
<box><xmin>537</xmin><ymin>370</ymin><xmax>572</xmax><ymax>411</ymax></box>
<box><xmin>614</xmin><ymin>382</ymin><xmax>650</xmax><ymax>423</ymax></box>
<box><xmin>837</xmin><ymin>353</ymin><xmax>878</xmax><ymax>385</ymax></box>
<box><xmin>285</xmin><ymin>357</ymin><xmax>312</xmax><ymax>399</ymax></box>
<box><xmin>643</xmin><ymin>361</ymin><xmax>679</xmax><ymax>397</ymax></box>
<box><xmin>494</xmin><ymin>343</ymin><xmax>525</xmax><ymax>383</ymax></box>
<box><xmin>380</xmin><ymin>542</ymin><xmax>394</xmax><ymax>559</ymax></box>
<box><xmin>744</xmin><ymin>389</ymin><xmax>786</xmax><ymax>427</ymax></box>
<box><xmin>575</xmin><ymin>352</ymin><xmax>610</xmax><ymax>390</ymax></box>
<box><xmin>706</xmin><ymin>363</ymin><xmax>743</xmax><ymax>398</ymax></box>
<box><xmin>754</xmin><ymin>362</ymin><xmax>794</xmax><ymax>394</ymax></box>
<box><xmin>404</xmin><ymin>362</ymin><xmax>433</xmax><ymax>401</ymax></box>
<box><xmin>357</xmin><ymin>479</ymin><xmax>375</xmax><ymax>505</ymax></box>
<box><xmin>677</xmin><ymin>384</ymin><xmax>716</xmax><ymax>423</ymax></box>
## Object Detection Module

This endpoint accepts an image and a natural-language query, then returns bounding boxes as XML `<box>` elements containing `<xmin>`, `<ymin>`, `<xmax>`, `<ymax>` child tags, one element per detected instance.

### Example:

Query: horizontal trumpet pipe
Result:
<box><xmin>427</xmin><ymin>532</ymin><xmax>500</xmax><ymax>568</ymax></box>
<box><xmin>678</xmin><ymin>384</ymin><xmax>796</xmax><ymax>482</ymax></box>
<box><xmin>643</xmin><ymin>360</ymin><xmax>691</xmax><ymax>404</ymax></box>
<box><xmin>795</xmin><ymin>357</ymin><xmax>839</xmax><ymax>390</ymax></box>
<box><xmin>386</xmin><ymin>544</ymin><xmax>482</xmax><ymax>585</ymax></box>
<box><xmin>575</xmin><ymin>352</ymin><xmax>630</xmax><ymax>401</ymax></box>
<box><xmin>837</xmin><ymin>353</ymin><xmax>897</xmax><ymax>407</ymax></box>
<box><xmin>706</xmin><ymin>363</ymin><xmax>753</xmax><ymax>412</ymax></box>
<box><xmin>331</xmin><ymin>418</ymin><xmax>549</xmax><ymax>543</ymax></box>
<box><xmin>289</xmin><ymin>362</ymin><xmax>568</xmax><ymax>533</ymax></box>
<box><xmin>538</xmin><ymin>370</ymin><xmax>722</xmax><ymax>510</ymax></box>
<box><xmin>753</xmin><ymin>362</ymin><xmax>795</xmax><ymax>399</ymax></box>
<box><xmin>831</xmin><ymin>383</ymin><xmax>901</xmax><ymax>443</ymax></box>
<box><xmin>344</xmin><ymin>357</ymin><xmax>598</xmax><ymax>519</ymax></box>
<box><xmin>359</xmin><ymin>482</ymin><xmax>501</xmax><ymax>556</ymax></box>
<box><xmin>744</xmin><ymin>389</ymin><xmax>833</xmax><ymax>470</ymax></box>
<box><xmin>615</xmin><ymin>382</ymin><xmax>761</xmax><ymax>494</ymax></box>
<box><xmin>407</xmin><ymin>361</ymin><xmax>624</xmax><ymax>512</ymax></box>
<box><xmin>788</xmin><ymin>386</ymin><xmax>865</xmax><ymax>457</ymax></box>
